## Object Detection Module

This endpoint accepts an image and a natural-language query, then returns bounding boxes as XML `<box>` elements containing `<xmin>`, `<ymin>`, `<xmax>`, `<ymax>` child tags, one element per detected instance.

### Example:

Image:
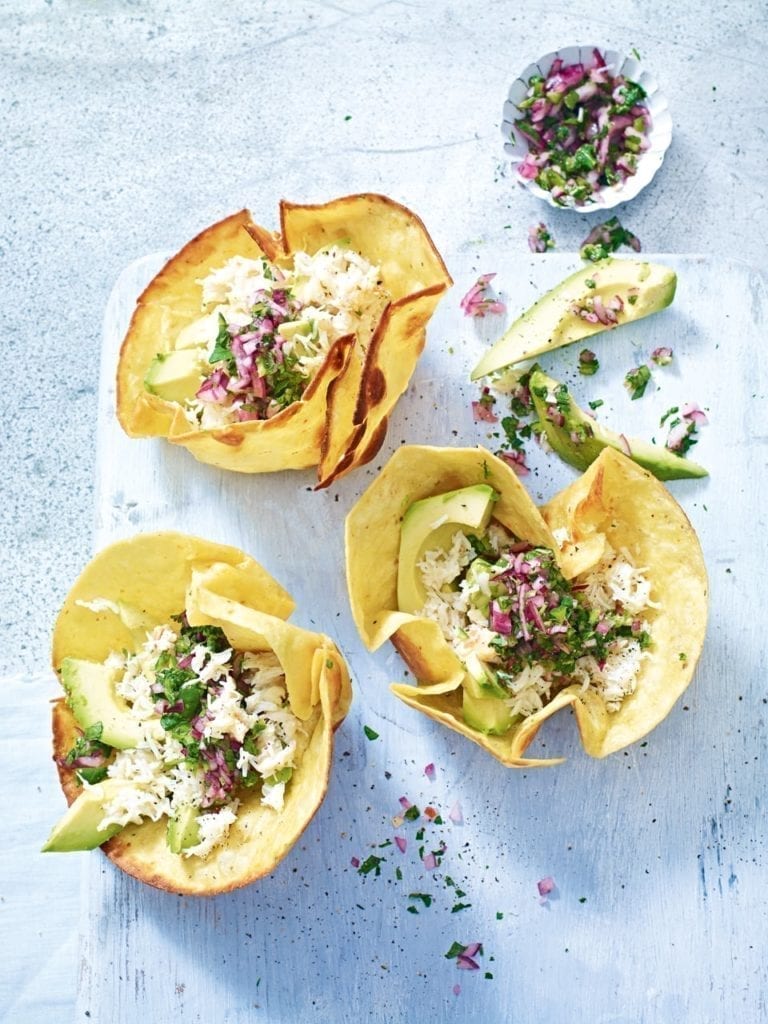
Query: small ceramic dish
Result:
<box><xmin>502</xmin><ymin>45</ymin><xmax>672</xmax><ymax>210</ymax></box>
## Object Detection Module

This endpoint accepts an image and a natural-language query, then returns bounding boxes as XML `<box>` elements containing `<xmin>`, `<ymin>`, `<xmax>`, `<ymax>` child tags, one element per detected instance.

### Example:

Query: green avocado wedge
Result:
<box><xmin>397</xmin><ymin>484</ymin><xmax>497</xmax><ymax>614</ymax></box>
<box><xmin>461</xmin><ymin>689</ymin><xmax>514</xmax><ymax>735</ymax></box>
<box><xmin>144</xmin><ymin>347</ymin><xmax>206</xmax><ymax>403</ymax></box>
<box><xmin>529</xmin><ymin>368</ymin><xmax>708</xmax><ymax>481</ymax></box>
<box><xmin>61</xmin><ymin>657</ymin><xmax>164</xmax><ymax>749</ymax></box>
<box><xmin>167</xmin><ymin>804</ymin><xmax>201</xmax><ymax>854</ymax></box>
<box><xmin>42</xmin><ymin>779</ymin><xmax>129</xmax><ymax>852</ymax></box>
<box><xmin>471</xmin><ymin>259</ymin><xmax>677</xmax><ymax>380</ymax></box>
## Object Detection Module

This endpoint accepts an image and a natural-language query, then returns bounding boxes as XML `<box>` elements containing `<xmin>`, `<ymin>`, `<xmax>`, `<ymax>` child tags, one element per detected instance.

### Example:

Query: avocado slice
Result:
<box><xmin>461</xmin><ymin>689</ymin><xmax>514</xmax><ymax>735</ymax></box>
<box><xmin>41</xmin><ymin>779</ymin><xmax>129</xmax><ymax>852</ymax></box>
<box><xmin>167</xmin><ymin>804</ymin><xmax>201</xmax><ymax>854</ymax></box>
<box><xmin>61</xmin><ymin>657</ymin><xmax>163</xmax><ymax>749</ymax></box>
<box><xmin>463</xmin><ymin>558</ymin><xmax>505</xmax><ymax>619</ymax></box>
<box><xmin>471</xmin><ymin>259</ymin><xmax>677</xmax><ymax>379</ymax></box>
<box><xmin>397</xmin><ymin>484</ymin><xmax>497</xmax><ymax>614</ymax></box>
<box><xmin>462</xmin><ymin>652</ymin><xmax>508</xmax><ymax>701</ymax></box>
<box><xmin>175</xmin><ymin>313</ymin><xmax>219</xmax><ymax>349</ymax></box>
<box><xmin>144</xmin><ymin>347</ymin><xmax>206</xmax><ymax>403</ymax></box>
<box><xmin>529</xmin><ymin>368</ymin><xmax>707</xmax><ymax>481</ymax></box>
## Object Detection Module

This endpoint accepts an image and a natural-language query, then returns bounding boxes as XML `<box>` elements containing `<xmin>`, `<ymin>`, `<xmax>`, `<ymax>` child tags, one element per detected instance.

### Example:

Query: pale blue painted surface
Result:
<box><xmin>2</xmin><ymin>2</ymin><xmax>767</xmax><ymax>1021</ymax></box>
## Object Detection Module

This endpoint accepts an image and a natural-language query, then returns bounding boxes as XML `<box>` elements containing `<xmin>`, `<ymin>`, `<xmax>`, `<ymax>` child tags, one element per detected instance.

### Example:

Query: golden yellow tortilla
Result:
<box><xmin>345</xmin><ymin>445</ymin><xmax>707</xmax><ymax>765</ymax></box>
<box><xmin>117</xmin><ymin>195</ymin><xmax>452</xmax><ymax>487</ymax></box>
<box><xmin>49</xmin><ymin>532</ymin><xmax>352</xmax><ymax>895</ymax></box>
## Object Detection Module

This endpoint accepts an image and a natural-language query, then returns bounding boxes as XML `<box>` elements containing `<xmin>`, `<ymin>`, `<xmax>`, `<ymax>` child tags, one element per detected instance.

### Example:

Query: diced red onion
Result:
<box><xmin>499</xmin><ymin>449</ymin><xmax>530</xmax><ymax>476</ymax></box>
<box><xmin>448</xmin><ymin>801</ymin><xmax>464</xmax><ymax>825</ymax></box>
<box><xmin>460</xmin><ymin>273</ymin><xmax>506</xmax><ymax>318</ymax></box>
<box><xmin>490</xmin><ymin>601</ymin><xmax>512</xmax><ymax>635</ymax></box>
<box><xmin>665</xmin><ymin>420</ymin><xmax>690</xmax><ymax>452</ymax></box>
<box><xmin>537</xmin><ymin>876</ymin><xmax>556</xmax><ymax>897</ymax></box>
<box><xmin>472</xmin><ymin>400</ymin><xmax>498</xmax><ymax>424</ymax></box>
<box><xmin>72</xmin><ymin>753</ymin><xmax>106</xmax><ymax>768</ymax></box>
<box><xmin>681</xmin><ymin>402</ymin><xmax>708</xmax><ymax>425</ymax></box>
<box><xmin>651</xmin><ymin>346</ymin><xmax>673</xmax><ymax>365</ymax></box>
<box><xmin>457</xmin><ymin>955</ymin><xmax>479</xmax><ymax>971</ymax></box>
<box><xmin>395</xmin><ymin>836</ymin><xmax>407</xmax><ymax>854</ymax></box>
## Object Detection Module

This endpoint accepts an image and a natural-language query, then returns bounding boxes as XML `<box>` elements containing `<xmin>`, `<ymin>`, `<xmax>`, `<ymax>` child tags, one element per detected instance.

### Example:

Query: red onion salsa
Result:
<box><xmin>198</xmin><ymin>284</ymin><xmax>306</xmax><ymax>422</ymax></box>
<box><xmin>419</xmin><ymin>525</ymin><xmax>654</xmax><ymax>716</ymax></box>
<box><xmin>514</xmin><ymin>48</ymin><xmax>651</xmax><ymax>206</ymax></box>
<box><xmin>470</xmin><ymin>539</ymin><xmax>648</xmax><ymax>678</ymax></box>
<box><xmin>161</xmin><ymin>247</ymin><xmax>387</xmax><ymax>429</ymax></box>
<box><xmin>61</xmin><ymin>616</ymin><xmax>299</xmax><ymax>857</ymax></box>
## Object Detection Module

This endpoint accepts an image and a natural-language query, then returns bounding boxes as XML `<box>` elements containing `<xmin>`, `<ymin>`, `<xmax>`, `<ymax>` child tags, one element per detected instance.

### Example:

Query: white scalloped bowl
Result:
<box><xmin>502</xmin><ymin>45</ymin><xmax>672</xmax><ymax>211</ymax></box>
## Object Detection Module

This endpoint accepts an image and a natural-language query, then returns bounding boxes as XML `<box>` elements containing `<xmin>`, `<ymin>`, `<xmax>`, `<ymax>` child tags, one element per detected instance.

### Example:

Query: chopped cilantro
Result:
<box><xmin>408</xmin><ymin>892</ymin><xmax>433</xmax><ymax>908</ymax></box>
<box><xmin>578</xmin><ymin>349</ymin><xmax>599</xmax><ymax>376</ymax></box>
<box><xmin>553</xmin><ymin>383</ymin><xmax>571</xmax><ymax>414</ymax></box>
<box><xmin>580</xmin><ymin>217</ymin><xmax>640</xmax><ymax>262</ymax></box>
<box><xmin>403</xmin><ymin>805</ymin><xmax>420</xmax><ymax>821</ymax></box>
<box><xmin>208</xmin><ymin>313</ymin><xmax>235</xmax><ymax>368</ymax></box>
<box><xmin>64</xmin><ymin>722</ymin><xmax>114</xmax><ymax>785</ymax></box>
<box><xmin>258</xmin><ymin>347</ymin><xmax>307</xmax><ymax>410</ymax></box>
<box><xmin>363</xmin><ymin>725</ymin><xmax>379</xmax><ymax>741</ymax></box>
<box><xmin>358</xmin><ymin>855</ymin><xmax>386</xmax><ymax>876</ymax></box>
<box><xmin>528</xmin><ymin>222</ymin><xmax>555</xmax><ymax>252</ymax></box>
<box><xmin>451</xmin><ymin>903</ymin><xmax>472</xmax><ymax>913</ymax></box>
<box><xmin>445</xmin><ymin>942</ymin><xmax>466</xmax><ymax>960</ymax></box>
<box><xmin>624</xmin><ymin>364</ymin><xmax>651</xmax><ymax>399</ymax></box>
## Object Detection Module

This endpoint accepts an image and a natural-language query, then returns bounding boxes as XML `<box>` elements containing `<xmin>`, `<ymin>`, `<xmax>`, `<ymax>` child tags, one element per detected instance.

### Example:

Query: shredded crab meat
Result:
<box><xmin>94</xmin><ymin>628</ymin><xmax>302</xmax><ymax>857</ymax></box>
<box><xmin>181</xmin><ymin>246</ymin><xmax>388</xmax><ymax>430</ymax></box>
<box><xmin>417</xmin><ymin>528</ymin><xmax>654</xmax><ymax>718</ymax></box>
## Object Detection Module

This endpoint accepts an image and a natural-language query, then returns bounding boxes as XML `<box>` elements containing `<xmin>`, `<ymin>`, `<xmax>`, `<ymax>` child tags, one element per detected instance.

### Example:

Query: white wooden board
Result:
<box><xmin>77</xmin><ymin>253</ymin><xmax>766</xmax><ymax>1023</ymax></box>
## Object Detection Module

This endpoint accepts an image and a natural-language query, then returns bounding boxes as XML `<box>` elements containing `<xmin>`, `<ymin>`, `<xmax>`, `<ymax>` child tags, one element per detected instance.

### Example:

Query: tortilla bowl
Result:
<box><xmin>345</xmin><ymin>444</ymin><xmax>707</xmax><ymax>765</ymax></box>
<box><xmin>116</xmin><ymin>194</ymin><xmax>452</xmax><ymax>487</ymax></box>
<box><xmin>46</xmin><ymin>532</ymin><xmax>351</xmax><ymax>895</ymax></box>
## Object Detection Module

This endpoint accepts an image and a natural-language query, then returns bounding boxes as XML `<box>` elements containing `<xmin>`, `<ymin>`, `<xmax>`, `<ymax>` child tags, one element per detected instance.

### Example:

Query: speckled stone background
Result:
<box><xmin>2</xmin><ymin>1</ymin><xmax>766</xmax><ymax>1021</ymax></box>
